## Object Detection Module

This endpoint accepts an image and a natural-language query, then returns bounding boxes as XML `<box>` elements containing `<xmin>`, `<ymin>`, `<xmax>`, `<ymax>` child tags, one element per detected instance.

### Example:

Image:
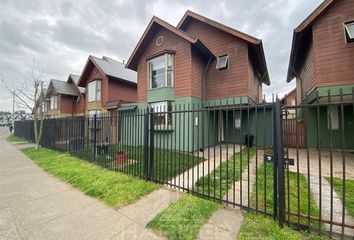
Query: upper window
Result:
<box><xmin>216</xmin><ymin>55</ymin><xmax>229</xmax><ymax>70</ymax></box>
<box><xmin>88</xmin><ymin>80</ymin><xmax>101</xmax><ymax>102</ymax></box>
<box><xmin>148</xmin><ymin>54</ymin><xmax>173</xmax><ymax>89</ymax></box>
<box><xmin>50</xmin><ymin>96</ymin><xmax>57</xmax><ymax>110</ymax></box>
<box><xmin>150</xmin><ymin>101</ymin><xmax>173</xmax><ymax>128</ymax></box>
<box><xmin>345</xmin><ymin>21</ymin><xmax>354</xmax><ymax>44</ymax></box>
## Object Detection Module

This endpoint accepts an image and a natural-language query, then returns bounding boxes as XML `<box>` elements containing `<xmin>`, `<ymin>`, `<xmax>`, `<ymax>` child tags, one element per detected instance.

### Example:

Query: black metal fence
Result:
<box><xmin>14</xmin><ymin>93</ymin><xmax>354</xmax><ymax>239</ymax></box>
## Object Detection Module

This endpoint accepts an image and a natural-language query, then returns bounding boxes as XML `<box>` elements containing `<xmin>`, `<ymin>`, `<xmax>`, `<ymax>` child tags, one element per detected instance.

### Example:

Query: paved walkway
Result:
<box><xmin>307</xmin><ymin>175</ymin><xmax>354</xmax><ymax>237</ymax></box>
<box><xmin>0</xmin><ymin>130</ymin><xmax>162</xmax><ymax>240</ymax></box>
<box><xmin>223</xmin><ymin>151</ymin><xmax>261</xmax><ymax>207</ymax></box>
<box><xmin>168</xmin><ymin>144</ymin><xmax>243</xmax><ymax>190</ymax></box>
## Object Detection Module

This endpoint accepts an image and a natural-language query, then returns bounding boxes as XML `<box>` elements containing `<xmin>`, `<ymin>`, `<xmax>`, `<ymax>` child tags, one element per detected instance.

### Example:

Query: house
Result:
<box><xmin>77</xmin><ymin>55</ymin><xmax>137</xmax><ymax>116</ymax></box>
<box><xmin>125</xmin><ymin>11</ymin><xmax>271</xmax><ymax>151</ymax></box>
<box><xmin>77</xmin><ymin>55</ymin><xmax>137</xmax><ymax>145</ymax></box>
<box><xmin>281</xmin><ymin>88</ymin><xmax>297</xmax><ymax>119</ymax></box>
<box><xmin>46</xmin><ymin>75</ymin><xmax>85</xmax><ymax>118</ymax></box>
<box><xmin>286</xmin><ymin>0</ymin><xmax>354</xmax><ymax>149</ymax></box>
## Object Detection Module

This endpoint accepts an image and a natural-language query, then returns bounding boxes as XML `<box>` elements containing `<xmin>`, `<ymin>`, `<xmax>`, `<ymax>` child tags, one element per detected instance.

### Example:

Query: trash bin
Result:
<box><xmin>245</xmin><ymin>134</ymin><xmax>254</xmax><ymax>147</ymax></box>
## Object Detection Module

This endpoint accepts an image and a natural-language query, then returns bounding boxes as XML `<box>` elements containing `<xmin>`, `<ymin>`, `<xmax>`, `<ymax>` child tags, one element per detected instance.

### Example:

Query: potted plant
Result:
<box><xmin>116</xmin><ymin>150</ymin><xmax>128</xmax><ymax>164</ymax></box>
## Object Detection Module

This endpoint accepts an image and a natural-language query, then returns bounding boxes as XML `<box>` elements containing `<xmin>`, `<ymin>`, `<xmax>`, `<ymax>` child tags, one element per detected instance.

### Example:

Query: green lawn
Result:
<box><xmin>325</xmin><ymin>177</ymin><xmax>354</xmax><ymax>217</ymax></box>
<box><xmin>147</xmin><ymin>194</ymin><xmax>219</xmax><ymax>240</ymax></box>
<box><xmin>6</xmin><ymin>134</ymin><xmax>25</xmax><ymax>142</ymax></box>
<box><xmin>73</xmin><ymin>145</ymin><xmax>204</xmax><ymax>181</ymax></box>
<box><xmin>194</xmin><ymin>148</ymin><xmax>255</xmax><ymax>200</ymax></box>
<box><xmin>22</xmin><ymin>147</ymin><xmax>159</xmax><ymax>207</ymax></box>
<box><xmin>238</xmin><ymin>212</ymin><xmax>329</xmax><ymax>240</ymax></box>
<box><xmin>251</xmin><ymin>164</ymin><xmax>320</xmax><ymax>228</ymax></box>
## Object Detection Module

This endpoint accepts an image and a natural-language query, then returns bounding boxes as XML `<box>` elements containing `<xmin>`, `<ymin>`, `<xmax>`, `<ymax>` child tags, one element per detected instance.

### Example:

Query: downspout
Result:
<box><xmin>200</xmin><ymin>57</ymin><xmax>212</xmax><ymax>151</ymax></box>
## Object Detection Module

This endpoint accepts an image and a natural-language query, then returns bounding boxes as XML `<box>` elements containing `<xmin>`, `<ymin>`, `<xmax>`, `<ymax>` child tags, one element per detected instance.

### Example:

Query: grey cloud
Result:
<box><xmin>0</xmin><ymin>0</ymin><xmax>325</xmax><ymax>111</ymax></box>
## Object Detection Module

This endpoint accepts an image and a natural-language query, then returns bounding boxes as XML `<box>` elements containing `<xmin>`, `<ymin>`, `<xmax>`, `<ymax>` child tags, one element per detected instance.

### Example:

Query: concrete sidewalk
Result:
<box><xmin>0</xmin><ymin>132</ymin><xmax>162</xmax><ymax>240</ymax></box>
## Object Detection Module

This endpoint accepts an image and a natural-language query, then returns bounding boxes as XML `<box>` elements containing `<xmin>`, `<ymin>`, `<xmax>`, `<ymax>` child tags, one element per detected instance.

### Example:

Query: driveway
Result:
<box><xmin>0</xmin><ymin>129</ymin><xmax>161</xmax><ymax>240</ymax></box>
<box><xmin>286</xmin><ymin>148</ymin><xmax>354</xmax><ymax>179</ymax></box>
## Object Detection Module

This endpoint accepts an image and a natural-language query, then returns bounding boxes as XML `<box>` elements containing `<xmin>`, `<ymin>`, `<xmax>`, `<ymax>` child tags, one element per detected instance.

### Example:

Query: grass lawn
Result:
<box><xmin>6</xmin><ymin>134</ymin><xmax>25</xmax><ymax>142</ymax></box>
<box><xmin>238</xmin><ymin>212</ymin><xmax>329</xmax><ymax>240</ymax></box>
<box><xmin>147</xmin><ymin>194</ymin><xmax>219</xmax><ymax>240</ymax></box>
<box><xmin>194</xmin><ymin>148</ymin><xmax>255</xmax><ymax>200</ymax></box>
<box><xmin>325</xmin><ymin>177</ymin><xmax>354</xmax><ymax>217</ymax></box>
<box><xmin>22</xmin><ymin>147</ymin><xmax>159</xmax><ymax>207</ymax></box>
<box><xmin>74</xmin><ymin>145</ymin><xmax>204</xmax><ymax>181</ymax></box>
<box><xmin>251</xmin><ymin>164</ymin><xmax>320</xmax><ymax>228</ymax></box>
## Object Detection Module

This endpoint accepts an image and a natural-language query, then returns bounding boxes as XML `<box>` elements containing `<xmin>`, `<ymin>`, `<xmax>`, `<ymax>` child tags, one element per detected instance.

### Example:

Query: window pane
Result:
<box><xmin>328</xmin><ymin>106</ymin><xmax>339</xmax><ymax>130</ymax></box>
<box><xmin>96</xmin><ymin>81</ymin><xmax>101</xmax><ymax>101</ymax></box>
<box><xmin>150</xmin><ymin>55</ymin><xmax>165</xmax><ymax>89</ymax></box>
<box><xmin>88</xmin><ymin>81</ymin><xmax>96</xmax><ymax>102</ymax></box>
<box><xmin>216</xmin><ymin>55</ymin><xmax>228</xmax><ymax>69</ymax></box>
<box><xmin>345</xmin><ymin>22</ymin><xmax>354</xmax><ymax>39</ymax></box>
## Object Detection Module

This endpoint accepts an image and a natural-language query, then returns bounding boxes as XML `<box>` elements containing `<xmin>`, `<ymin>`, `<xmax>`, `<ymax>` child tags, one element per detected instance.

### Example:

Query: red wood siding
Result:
<box><xmin>136</xmin><ymin>27</ymin><xmax>193</xmax><ymax>102</ymax></box>
<box><xmin>298</xmin><ymin>41</ymin><xmax>315</xmax><ymax>102</ymax></box>
<box><xmin>60</xmin><ymin>95</ymin><xmax>74</xmax><ymax>114</ymax></box>
<box><xmin>108</xmin><ymin>79</ymin><xmax>137</xmax><ymax>103</ymax></box>
<box><xmin>313</xmin><ymin>0</ymin><xmax>354</xmax><ymax>87</ymax></box>
<box><xmin>248</xmin><ymin>57</ymin><xmax>261</xmax><ymax>103</ymax></box>
<box><xmin>182</xmin><ymin>20</ymin><xmax>250</xmax><ymax>100</ymax></box>
<box><xmin>73</xmin><ymin>94</ymin><xmax>86</xmax><ymax>115</ymax></box>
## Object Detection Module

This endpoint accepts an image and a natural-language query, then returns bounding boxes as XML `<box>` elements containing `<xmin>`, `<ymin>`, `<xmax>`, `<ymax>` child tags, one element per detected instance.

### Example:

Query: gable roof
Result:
<box><xmin>47</xmin><ymin>79</ymin><xmax>80</xmax><ymax>97</ymax></box>
<box><xmin>126</xmin><ymin>16</ymin><xmax>215</xmax><ymax>71</ymax></box>
<box><xmin>78</xmin><ymin>55</ymin><xmax>137</xmax><ymax>87</ymax></box>
<box><xmin>286</xmin><ymin>0</ymin><xmax>334</xmax><ymax>82</ymax></box>
<box><xmin>177</xmin><ymin>10</ymin><xmax>270</xmax><ymax>85</ymax></box>
<box><xmin>67</xmin><ymin>74</ymin><xmax>86</xmax><ymax>94</ymax></box>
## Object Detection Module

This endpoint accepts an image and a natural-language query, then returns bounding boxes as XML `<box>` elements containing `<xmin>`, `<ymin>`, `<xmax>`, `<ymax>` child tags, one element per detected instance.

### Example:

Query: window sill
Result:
<box><xmin>149</xmin><ymin>86</ymin><xmax>174</xmax><ymax>91</ymax></box>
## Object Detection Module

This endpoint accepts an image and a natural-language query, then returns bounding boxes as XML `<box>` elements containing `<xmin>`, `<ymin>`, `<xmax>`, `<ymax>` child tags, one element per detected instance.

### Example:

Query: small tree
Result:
<box><xmin>1</xmin><ymin>59</ymin><xmax>48</xmax><ymax>149</ymax></box>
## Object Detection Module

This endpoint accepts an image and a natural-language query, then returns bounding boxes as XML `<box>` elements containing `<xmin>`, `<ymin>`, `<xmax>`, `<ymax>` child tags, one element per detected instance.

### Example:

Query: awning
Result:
<box><xmin>117</xmin><ymin>105</ymin><xmax>137</xmax><ymax>111</ymax></box>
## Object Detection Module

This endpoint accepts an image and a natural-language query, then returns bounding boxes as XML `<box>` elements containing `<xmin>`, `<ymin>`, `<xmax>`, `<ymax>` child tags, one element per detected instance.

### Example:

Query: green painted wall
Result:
<box><xmin>305</xmin><ymin>105</ymin><xmax>354</xmax><ymax>150</ymax></box>
<box><xmin>120</xmin><ymin>97</ymin><xmax>273</xmax><ymax>152</ymax></box>
<box><xmin>147</xmin><ymin>87</ymin><xmax>175</xmax><ymax>103</ymax></box>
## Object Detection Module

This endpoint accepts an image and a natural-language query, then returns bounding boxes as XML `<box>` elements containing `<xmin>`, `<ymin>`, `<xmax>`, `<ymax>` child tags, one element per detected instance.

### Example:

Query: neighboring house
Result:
<box><xmin>281</xmin><ymin>88</ymin><xmax>297</xmax><ymax>119</ymax></box>
<box><xmin>77</xmin><ymin>55</ymin><xmax>137</xmax><ymax>145</ymax></box>
<box><xmin>46</xmin><ymin>76</ymin><xmax>84</xmax><ymax>118</ymax></box>
<box><xmin>125</xmin><ymin>11</ymin><xmax>271</xmax><ymax>150</ymax></box>
<box><xmin>77</xmin><ymin>55</ymin><xmax>137</xmax><ymax>116</ymax></box>
<box><xmin>286</xmin><ymin>0</ymin><xmax>354</xmax><ymax>149</ymax></box>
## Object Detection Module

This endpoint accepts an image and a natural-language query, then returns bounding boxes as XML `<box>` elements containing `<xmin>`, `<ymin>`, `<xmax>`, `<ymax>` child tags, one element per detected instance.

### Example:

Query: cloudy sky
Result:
<box><xmin>0</xmin><ymin>0</ymin><xmax>323</xmax><ymax>112</ymax></box>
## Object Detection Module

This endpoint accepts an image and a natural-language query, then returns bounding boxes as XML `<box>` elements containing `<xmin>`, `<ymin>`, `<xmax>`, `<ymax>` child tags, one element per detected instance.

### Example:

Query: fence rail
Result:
<box><xmin>14</xmin><ymin>92</ymin><xmax>354</xmax><ymax>238</ymax></box>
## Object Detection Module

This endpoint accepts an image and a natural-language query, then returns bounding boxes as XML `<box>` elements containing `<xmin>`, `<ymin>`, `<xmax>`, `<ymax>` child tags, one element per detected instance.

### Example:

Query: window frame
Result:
<box><xmin>344</xmin><ymin>21</ymin><xmax>354</xmax><ymax>44</ymax></box>
<box><xmin>327</xmin><ymin>105</ymin><xmax>339</xmax><ymax>130</ymax></box>
<box><xmin>50</xmin><ymin>95</ymin><xmax>58</xmax><ymax>110</ymax></box>
<box><xmin>216</xmin><ymin>54</ymin><xmax>229</xmax><ymax>70</ymax></box>
<box><xmin>88</xmin><ymin>80</ymin><xmax>102</xmax><ymax>102</ymax></box>
<box><xmin>148</xmin><ymin>53</ymin><xmax>174</xmax><ymax>89</ymax></box>
<box><xmin>150</xmin><ymin>101</ymin><xmax>173</xmax><ymax>128</ymax></box>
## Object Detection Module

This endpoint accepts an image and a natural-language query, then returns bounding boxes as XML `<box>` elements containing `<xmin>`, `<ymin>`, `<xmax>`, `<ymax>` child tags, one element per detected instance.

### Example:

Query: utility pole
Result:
<box><xmin>12</xmin><ymin>91</ymin><xmax>15</xmax><ymax>127</ymax></box>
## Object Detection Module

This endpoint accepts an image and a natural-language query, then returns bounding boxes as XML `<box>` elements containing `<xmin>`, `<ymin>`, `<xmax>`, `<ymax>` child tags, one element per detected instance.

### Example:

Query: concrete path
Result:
<box><xmin>307</xmin><ymin>175</ymin><xmax>354</xmax><ymax>237</ymax></box>
<box><xmin>198</xmin><ymin>208</ymin><xmax>243</xmax><ymax>240</ymax></box>
<box><xmin>0</xmin><ymin>129</ymin><xmax>162</xmax><ymax>240</ymax></box>
<box><xmin>117</xmin><ymin>188</ymin><xmax>182</xmax><ymax>227</ymax></box>
<box><xmin>168</xmin><ymin>144</ymin><xmax>243</xmax><ymax>190</ymax></box>
<box><xmin>223</xmin><ymin>151</ymin><xmax>261</xmax><ymax>207</ymax></box>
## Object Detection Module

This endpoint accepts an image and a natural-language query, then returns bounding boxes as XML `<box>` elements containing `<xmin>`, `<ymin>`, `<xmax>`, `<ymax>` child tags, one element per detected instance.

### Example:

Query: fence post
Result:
<box><xmin>275</xmin><ymin>97</ymin><xmax>285</xmax><ymax>228</ymax></box>
<box><xmin>149</xmin><ymin>109</ymin><xmax>154</xmax><ymax>179</ymax></box>
<box><xmin>93</xmin><ymin>114</ymin><xmax>97</xmax><ymax>160</ymax></box>
<box><xmin>143</xmin><ymin>107</ymin><xmax>150</xmax><ymax>179</ymax></box>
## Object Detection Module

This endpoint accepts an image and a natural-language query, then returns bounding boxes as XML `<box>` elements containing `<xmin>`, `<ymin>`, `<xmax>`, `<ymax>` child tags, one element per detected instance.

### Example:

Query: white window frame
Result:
<box><xmin>88</xmin><ymin>80</ymin><xmax>101</xmax><ymax>102</ymax></box>
<box><xmin>148</xmin><ymin>53</ymin><xmax>173</xmax><ymax>89</ymax></box>
<box><xmin>150</xmin><ymin>101</ymin><xmax>173</xmax><ymax>128</ymax></box>
<box><xmin>328</xmin><ymin>106</ymin><xmax>339</xmax><ymax>130</ymax></box>
<box><xmin>234</xmin><ymin>111</ymin><xmax>241</xmax><ymax>129</ymax></box>
<box><xmin>88</xmin><ymin>109</ymin><xmax>102</xmax><ymax>129</ymax></box>
<box><xmin>344</xmin><ymin>21</ymin><xmax>354</xmax><ymax>43</ymax></box>
<box><xmin>50</xmin><ymin>95</ymin><xmax>58</xmax><ymax>110</ymax></box>
<box><xmin>216</xmin><ymin>54</ymin><xmax>229</xmax><ymax>70</ymax></box>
